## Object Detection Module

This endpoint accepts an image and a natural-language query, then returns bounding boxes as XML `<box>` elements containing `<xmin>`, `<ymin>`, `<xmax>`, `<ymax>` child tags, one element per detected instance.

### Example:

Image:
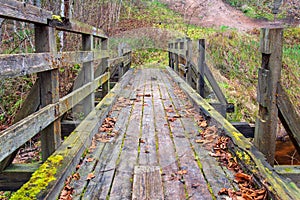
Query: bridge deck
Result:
<box><xmin>63</xmin><ymin>67</ymin><xmax>235</xmax><ymax>200</ymax></box>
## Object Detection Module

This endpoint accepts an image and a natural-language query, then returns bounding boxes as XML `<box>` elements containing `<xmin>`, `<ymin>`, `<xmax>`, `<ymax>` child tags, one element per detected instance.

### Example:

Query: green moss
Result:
<box><xmin>10</xmin><ymin>155</ymin><xmax>63</xmax><ymax>200</ymax></box>
<box><xmin>236</xmin><ymin>150</ymin><xmax>251</xmax><ymax>166</ymax></box>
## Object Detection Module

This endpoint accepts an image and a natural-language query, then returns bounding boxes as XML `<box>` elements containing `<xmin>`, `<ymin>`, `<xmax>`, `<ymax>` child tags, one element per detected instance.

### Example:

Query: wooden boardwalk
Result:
<box><xmin>62</xmin><ymin>67</ymin><xmax>236</xmax><ymax>200</ymax></box>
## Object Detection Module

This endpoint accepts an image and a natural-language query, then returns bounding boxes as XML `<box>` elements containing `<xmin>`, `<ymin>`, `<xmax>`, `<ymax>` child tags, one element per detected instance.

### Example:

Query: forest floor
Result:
<box><xmin>162</xmin><ymin>0</ymin><xmax>299</xmax><ymax>31</ymax></box>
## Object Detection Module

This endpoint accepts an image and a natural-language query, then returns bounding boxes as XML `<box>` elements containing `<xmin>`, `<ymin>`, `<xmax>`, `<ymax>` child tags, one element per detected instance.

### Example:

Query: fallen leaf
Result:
<box><xmin>168</xmin><ymin>117</ymin><xmax>176</xmax><ymax>122</ymax></box>
<box><xmin>195</xmin><ymin>139</ymin><xmax>205</xmax><ymax>143</ymax></box>
<box><xmin>199</xmin><ymin>120</ymin><xmax>208</xmax><ymax>128</ymax></box>
<box><xmin>192</xmin><ymin>183</ymin><xmax>201</xmax><ymax>188</ymax></box>
<box><xmin>87</xmin><ymin>173</ymin><xmax>95</xmax><ymax>180</ymax></box>
<box><xmin>73</xmin><ymin>173</ymin><xmax>80</xmax><ymax>180</ymax></box>
<box><xmin>177</xmin><ymin>170</ymin><xmax>187</xmax><ymax>175</ymax></box>
<box><xmin>86</xmin><ymin>157</ymin><xmax>94</xmax><ymax>162</ymax></box>
<box><xmin>218</xmin><ymin>188</ymin><xmax>228</xmax><ymax>195</ymax></box>
<box><xmin>139</xmin><ymin>138</ymin><xmax>146</xmax><ymax>143</ymax></box>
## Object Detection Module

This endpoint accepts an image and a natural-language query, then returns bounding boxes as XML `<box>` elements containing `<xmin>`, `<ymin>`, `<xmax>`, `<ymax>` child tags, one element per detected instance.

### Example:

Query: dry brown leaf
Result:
<box><xmin>199</xmin><ymin>120</ymin><xmax>208</xmax><ymax>128</ymax></box>
<box><xmin>168</xmin><ymin>117</ymin><xmax>176</xmax><ymax>122</ymax></box>
<box><xmin>195</xmin><ymin>139</ymin><xmax>205</xmax><ymax>143</ymax></box>
<box><xmin>235</xmin><ymin>173</ymin><xmax>252</xmax><ymax>183</ymax></box>
<box><xmin>139</xmin><ymin>138</ymin><xmax>146</xmax><ymax>143</ymax></box>
<box><xmin>73</xmin><ymin>173</ymin><xmax>80</xmax><ymax>180</ymax></box>
<box><xmin>86</xmin><ymin>157</ymin><xmax>94</xmax><ymax>162</ymax></box>
<box><xmin>87</xmin><ymin>173</ymin><xmax>95</xmax><ymax>180</ymax></box>
<box><xmin>177</xmin><ymin>170</ymin><xmax>187</xmax><ymax>175</ymax></box>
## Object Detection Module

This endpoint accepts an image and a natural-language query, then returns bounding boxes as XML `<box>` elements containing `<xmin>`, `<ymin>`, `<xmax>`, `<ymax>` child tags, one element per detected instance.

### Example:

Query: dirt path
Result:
<box><xmin>162</xmin><ymin>0</ymin><xmax>288</xmax><ymax>31</ymax></box>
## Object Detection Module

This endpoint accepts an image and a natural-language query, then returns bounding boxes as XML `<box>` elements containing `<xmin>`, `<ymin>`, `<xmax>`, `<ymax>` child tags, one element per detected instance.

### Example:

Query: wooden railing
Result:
<box><xmin>168</xmin><ymin>38</ymin><xmax>234</xmax><ymax>117</ymax></box>
<box><xmin>0</xmin><ymin>0</ymin><xmax>131</xmax><ymax>192</ymax></box>
<box><xmin>169</xmin><ymin>29</ymin><xmax>300</xmax><ymax>184</ymax></box>
<box><xmin>254</xmin><ymin>28</ymin><xmax>300</xmax><ymax>169</ymax></box>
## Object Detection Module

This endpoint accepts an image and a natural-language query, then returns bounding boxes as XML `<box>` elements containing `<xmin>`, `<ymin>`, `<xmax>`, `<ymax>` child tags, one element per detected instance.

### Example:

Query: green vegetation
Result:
<box><xmin>224</xmin><ymin>0</ymin><xmax>278</xmax><ymax>20</ymax></box>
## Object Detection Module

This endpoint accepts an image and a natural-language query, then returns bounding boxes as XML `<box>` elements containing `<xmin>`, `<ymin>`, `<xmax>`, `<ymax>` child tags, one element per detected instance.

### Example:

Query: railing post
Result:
<box><xmin>197</xmin><ymin>39</ymin><xmax>205</xmax><ymax>97</ymax></box>
<box><xmin>81</xmin><ymin>34</ymin><xmax>95</xmax><ymax>116</ymax></box>
<box><xmin>101</xmin><ymin>38</ymin><xmax>109</xmax><ymax>96</ymax></box>
<box><xmin>174</xmin><ymin>40</ymin><xmax>179</xmax><ymax>72</ymax></box>
<box><xmin>118</xmin><ymin>43</ymin><xmax>124</xmax><ymax>79</ymax></box>
<box><xmin>254</xmin><ymin>28</ymin><xmax>283</xmax><ymax>166</ymax></box>
<box><xmin>35</xmin><ymin>25</ymin><xmax>61</xmax><ymax>161</ymax></box>
<box><xmin>185</xmin><ymin>37</ymin><xmax>192</xmax><ymax>85</ymax></box>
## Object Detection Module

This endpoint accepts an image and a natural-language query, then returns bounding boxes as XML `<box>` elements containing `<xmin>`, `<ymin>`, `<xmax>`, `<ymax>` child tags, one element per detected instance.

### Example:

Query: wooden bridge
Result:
<box><xmin>0</xmin><ymin>1</ymin><xmax>300</xmax><ymax>199</ymax></box>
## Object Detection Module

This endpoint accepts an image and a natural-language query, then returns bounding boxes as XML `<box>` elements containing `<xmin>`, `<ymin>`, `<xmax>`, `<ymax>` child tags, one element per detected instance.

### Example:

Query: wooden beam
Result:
<box><xmin>197</xmin><ymin>39</ymin><xmax>205</xmax><ymax>97</ymax></box>
<box><xmin>0</xmin><ymin>0</ymin><xmax>52</xmax><ymax>24</ymax></box>
<box><xmin>0</xmin><ymin>72</ymin><xmax>109</xmax><ymax>163</ymax></box>
<box><xmin>0</xmin><ymin>53</ymin><xmax>52</xmax><ymax>78</ymax></box>
<box><xmin>275</xmin><ymin>165</ymin><xmax>300</xmax><ymax>187</ymax></box>
<box><xmin>35</xmin><ymin>24</ymin><xmax>61</xmax><ymax>161</ymax></box>
<box><xmin>0</xmin><ymin>51</ymin><xmax>109</xmax><ymax>79</ymax></box>
<box><xmin>204</xmin><ymin>63</ymin><xmax>227</xmax><ymax>105</ymax></box>
<box><xmin>49</xmin><ymin>18</ymin><xmax>107</xmax><ymax>39</ymax></box>
<box><xmin>254</xmin><ymin>28</ymin><xmax>283</xmax><ymax>166</ymax></box>
<box><xmin>277</xmin><ymin>83</ymin><xmax>300</xmax><ymax>153</ymax></box>
<box><xmin>132</xmin><ymin>166</ymin><xmax>164</xmax><ymax>200</ymax></box>
<box><xmin>0</xmin><ymin>163</ymin><xmax>40</xmax><ymax>191</ymax></box>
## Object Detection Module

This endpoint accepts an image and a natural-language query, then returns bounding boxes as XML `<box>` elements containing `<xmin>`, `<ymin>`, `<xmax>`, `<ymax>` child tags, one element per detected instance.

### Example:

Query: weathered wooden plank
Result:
<box><xmin>108</xmin><ymin>56</ymin><xmax>126</xmax><ymax>67</ymax></box>
<box><xmin>277</xmin><ymin>83</ymin><xmax>300</xmax><ymax>152</ymax></box>
<box><xmin>0</xmin><ymin>73</ymin><xmax>109</xmax><ymax>163</ymax></box>
<box><xmin>275</xmin><ymin>165</ymin><xmax>300</xmax><ymax>187</ymax></box>
<box><xmin>138</xmin><ymin>69</ymin><xmax>157</xmax><ymax>166</ymax></box>
<box><xmin>166</xmin><ymin>66</ymin><xmax>300</xmax><ymax>200</ymax></box>
<box><xmin>49</xmin><ymin>18</ymin><xmax>107</xmax><ymax>38</ymax></box>
<box><xmin>132</xmin><ymin>166</ymin><xmax>164</xmax><ymax>200</ymax></box>
<box><xmin>0</xmin><ymin>53</ymin><xmax>52</xmax><ymax>78</ymax></box>
<box><xmin>0</xmin><ymin>0</ymin><xmax>52</xmax><ymax>24</ymax></box>
<box><xmin>159</xmin><ymin>69</ymin><xmax>214</xmax><ymax>200</ymax></box>
<box><xmin>0</xmin><ymin>163</ymin><xmax>40</xmax><ymax>191</ymax></box>
<box><xmin>152</xmin><ymin>69</ymin><xmax>185</xmax><ymax>199</ymax></box>
<box><xmin>0</xmin><ymin>51</ymin><xmax>110</xmax><ymax>79</ymax></box>
<box><xmin>204</xmin><ymin>63</ymin><xmax>227</xmax><ymax>105</ymax></box>
<box><xmin>108</xmin><ymin>71</ymin><xmax>145</xmax><ymax>200</ymax></box>
<box><xmin>0</xmin><ymin>104</ymin><xmax>56</xmax><ymax>162</ymax></box>
<box><xmin>254</xmin><ymin>28</ymin><xmax>283</xmax><ymax>166</ymax></box>
<box><xmin>11</xmin><ymin>70</ymin><xmax>134</xmax><ymax>200</ymax></box>
<box><xmin>83</xmin><ymin>71</ymin><xmax>140</xmax><ymax>199</ymax></box>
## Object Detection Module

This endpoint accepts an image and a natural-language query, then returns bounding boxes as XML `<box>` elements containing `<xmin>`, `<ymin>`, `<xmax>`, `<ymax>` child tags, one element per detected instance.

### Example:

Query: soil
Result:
<box><xmin>161</xmin><ymin>0</ymin><xmax>299</xmax><ymax>31</ymax></box>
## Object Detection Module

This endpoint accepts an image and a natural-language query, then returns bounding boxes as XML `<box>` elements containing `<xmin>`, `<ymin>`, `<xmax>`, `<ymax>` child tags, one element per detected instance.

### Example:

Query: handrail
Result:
<box><xmin>0</xmin><ymin>0</ymin><xmax>132</xmax><ymax>190</ymax></box>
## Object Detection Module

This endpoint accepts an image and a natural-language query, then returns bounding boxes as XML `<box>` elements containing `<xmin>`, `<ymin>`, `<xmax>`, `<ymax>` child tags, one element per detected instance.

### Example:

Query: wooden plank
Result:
<box><xmin>83</xmin><ymin>70</ymin><xmax>140</xmax><ymax>199</ymax></box>
<box><xmin>0</xmin><ymin>0</ymin><xmax>52</xmax><ymax>24</ymax></box>
<box><xmin>254</xmin><ymin>28</ymin><xmax>283</xmax><ymax>166</ymax></box>
<box><xmin>11</xmin><ymin>70</ymin><xmax>134</xmax><ymax>200</ymax></box>
<box><xmin>275</xmin><ymin>165</ymin><xmax>300</xmax><ymax>187</ymax></box>
<box><xmin>108</xmin><ymin>70</ymin><xmax>145</xmax><ymax>200</ymax></box>
<box><xmin>277</xmin><ymin>83</ymin><xmax>300</xmax><ymax>152</ymax></box>
<box><xmin>152</xmin><ymin>69</ymin><xmax>185</xmax><ymax>199</ymax></box>
<box><xmin>159</xmin><ymin>69</ymin><xmax>214</xmax><ymax>199</ymax></box>
<box><xmin>49</xmin><ymin>18</ymin><xmax>107</xmax><ymax>38</ymax></box>
<box><xmin>204</xmin><ymin>63</ymin><xmax>227</xmax><ymax>105</ymax></box>
<box><xmin>0</xmin><ymin>53</ymin><xmax>52</xmax><ymax>78</ymax></box>
<box><xmin>132</xmin><ymin>166</ymin><xmax>164</xmax><ymax>200</ymax></box>
<box><xmin>0</xmin><ymin>163</ymin><xmax>40</xmax><ymax>191</ymax></box>
<box><xmin>0</xmin><ymin>73</ymin><xmax>109</xmax><ymax>163</ymax></box>
<box><xmin>166</xmin><ymin>66</ymin><xmax>300</xmax><ymax>200</ymax></box>
<box><xmin>138</xmin><ymin>69</ymin><xmax>157</xmax><ymax>166</ymax></box>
